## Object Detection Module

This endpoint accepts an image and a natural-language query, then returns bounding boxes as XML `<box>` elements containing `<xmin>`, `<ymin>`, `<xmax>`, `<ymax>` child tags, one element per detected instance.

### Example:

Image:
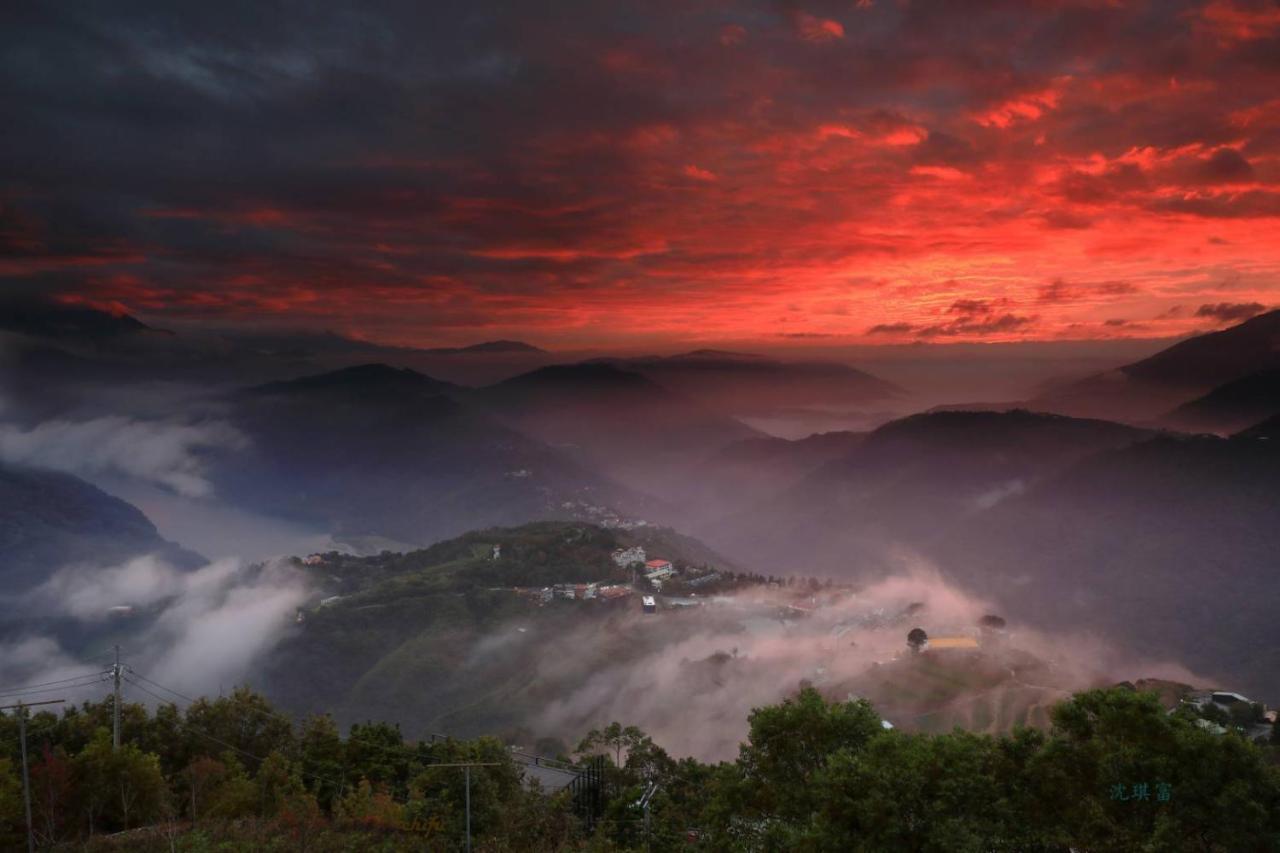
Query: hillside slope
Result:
<box><xmin>936</xmin><ymin>433</ymin><xmax>1280</xmax><ymax>702</ymax></box>
<box><xmin>257</xmin><ymin>521</ymin><xmax>744</xmax><ymax>739</ymax></box>
<box><xmin>1162</xmin><ymin>369</ymin><xmax>1280</xmax><ymax>434</ymax></box>
<box><xmin>474</xmin><ymin>363</ymin><xmax>761</xmax><ymax>499</ymax></box>
<box><xmin>591</xmin><ymin>350</ymin><xmax>901</xmax><ymax>414</ymax></box>
<box><xmin>1034</xmin><ymin>309</ymin><xmax>1280</xmax><ymax>420</ymax></box>
<box><xmin>211</xmin><ymin>365</ymin><xmax>655</xmax><ymax>546</ymax></box>
<box><xmin>705</xmin><ymin>410</ymin><xmax>1153</xmax><ymax>578</ymax></box>
<box><xmin>0</xmin><ymin>463</ymin><xmax>198</xmax><ymax>591</ymax></box>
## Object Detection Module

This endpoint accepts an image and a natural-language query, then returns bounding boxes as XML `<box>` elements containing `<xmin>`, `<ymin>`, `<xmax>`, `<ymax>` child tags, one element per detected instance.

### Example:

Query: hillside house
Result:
<box><xmin>926</xmin><ymin>635</ymin><xmax>980</xmax><ymax>651</ymax></box>
<box><xmin>612</xmin><ymin>546</ymin><xmax>646</xmax><ymax>567</ymax></box>
<box><xmin>1212</xmin><ymin>691</ymin><xmax>1252</xmax><ymax>706</ymax></box>
<box><xmin>515</xmin><ymin>587</ymin><xmax>554</xmax><ymax>605</ymax></box>
<box><xmin>302</xmin><ymin>554</ymin><xmax>325</xmax><ymax>566</ymax></box>
<box><xmin>597</xmin><ymin>585</ymin><xmax>632</xmax><ymax>603</ymax></box>
<box><xmin>645</xmin><ymin>559</ymin><xmax>675</xmax><ymax>581</ymax></box>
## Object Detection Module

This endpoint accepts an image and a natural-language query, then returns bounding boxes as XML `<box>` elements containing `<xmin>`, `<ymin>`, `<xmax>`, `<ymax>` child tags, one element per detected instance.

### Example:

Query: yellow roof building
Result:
<box><xmin>929</xmin><ymin>636</ymin><xmax>979</xmax><ymax>650</ymax></box>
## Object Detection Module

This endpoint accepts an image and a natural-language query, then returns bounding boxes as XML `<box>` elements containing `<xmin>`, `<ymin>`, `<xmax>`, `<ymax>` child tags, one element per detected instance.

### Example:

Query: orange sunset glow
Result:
<box><xmin>4</xmin><ymin>0</ymin><xmax>1279</xmax><ymax>348</ymax></box>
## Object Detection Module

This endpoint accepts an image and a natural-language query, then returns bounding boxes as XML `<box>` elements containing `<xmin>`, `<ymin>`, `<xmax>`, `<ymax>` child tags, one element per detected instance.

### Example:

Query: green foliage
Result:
<box><xmin>4</xmin><ymin>682</ymin><xmax>1279</xmax><ymax>851</ymax></box>
<box><xmin>71</xmin><ymin>729</ymin><xmax>167</xmax><ymax>833</ymax></box>
<box><xmin>811</xmin><ymin>730</ymin><xmax>1017</xmax><ymax>852</ymax></box>
<box><xmin>577</xmin><ymin>722</ymin><xmax>651</xmax><ymax>770</ymax></box>
<box><xmin>0</xmin><ymin>757</ymin><xmax>25</xmax><ymax>850</ymax></box>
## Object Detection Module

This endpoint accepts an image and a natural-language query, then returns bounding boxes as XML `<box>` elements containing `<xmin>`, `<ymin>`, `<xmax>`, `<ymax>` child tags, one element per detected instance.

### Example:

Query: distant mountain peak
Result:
<box><xmin>423</xmin><ymin>340</ymin><xmax>546</xmax><ymax>355</ymax></box>
<box><xmin>247</xmin><ymin>362</ymin><xmax>463</xmax><ymax>396</ymax></box>
<box><xmin>491</xmin><ymin>361</ymin><xmax>653</xmax><ymax>389</ymax></box>
<box><xmin>1164</xmin><ymin>368</ymin><xmax>1280</xmax><ymax>433</ymax></box>
<box><xmin>0</xmin><ymin>299</ymin><xmax>168</xmax><ymax>341</ymax></box>
<box><xmin>1122</xmin><ymin>307</ymin><xmax>1280</xmax><ymax>388</ymax></box>
<box><xmin>672</xmin><ymin>349</ymin><xmax>766</xmax><ymax>361</ymax></box>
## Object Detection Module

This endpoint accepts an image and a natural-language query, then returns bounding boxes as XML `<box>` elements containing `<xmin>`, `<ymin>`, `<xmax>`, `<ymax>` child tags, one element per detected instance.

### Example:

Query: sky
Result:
<box><xmin>2</xmin><ymin>0</ymin><xmax>1279</xmax><ymax>350</ymax></box>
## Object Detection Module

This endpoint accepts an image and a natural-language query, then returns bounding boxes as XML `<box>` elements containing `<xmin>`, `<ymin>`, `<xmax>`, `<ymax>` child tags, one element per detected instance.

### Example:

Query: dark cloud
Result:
<box><xmin>866</xmin><ymin>322</ymin><xmax>915</xmax><ymax>335</ymax></box>
<box><xmin>948</xmin><ymin>299</ymin><xmax>994</xmax><ymax>316</ymax></box>
<box><xmin>1198</xmin><ymin>148</ymin><xmax>1254</xmax><ymax>183</ymax></box>
<box><xmin>776</xmin><ymin>331</ymin><xmax>838</xmax><ymax>338</ymax></box>
<box><xmin>1195</xmin><ymin>302</ymin><xmax>1267</xmax><ymax>321</ymax></box>
<box><xmin>1038</xmin><ymin>278</ymin><xmax>1137</xmax><ymax>304</ymax></box>
<box><xmin>1151</xmin><ymin>190</ymin><xmax>1280</xmax><ymax>219</ymax></box>
<box><xmin>916</xmin><ymin>313</ymin><xmax>1037</xmax><ymax>338</ymax></box>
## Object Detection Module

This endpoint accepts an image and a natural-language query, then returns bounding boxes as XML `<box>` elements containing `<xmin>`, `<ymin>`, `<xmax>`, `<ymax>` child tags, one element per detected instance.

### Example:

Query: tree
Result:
<box><xmin>71</xmin><ymin>730</ymin><xmax>167</xmax><ymax>832</ymax></box>
<box><xmin>202</xmin><ymin>754</ymin><xmax>257</xmax><ymax>819</ymax></box>
<box><xmin>278</xmin><ymin>789</ymin><xmax>326</xmax><ymax>852</ymax></box>
<box><xmin>576</xmin><ymin>722</ymin><xmax>649</xmax><ymax>769</ymax></box>
<box><xmin>298</xmin><ymin>714</ymin><xmax>345</xmax><ymax>811</ymax></box>
<box><xmin>811</xmin><ymin>730</ymin><xmax>1016</xmax><ymax>851</ymax></box>
<box><xmin>710</xmin><ymin>687</ymin><xmax>885</xmax><ymax>847</ymax></box>
<box><xmin>30</xmin><ymin>745</ymin><xmax>72</xmax><ymax>845</ymax></box>
<box><xmin>345</xmin><ymin>720</ymin><xmax>410</xmax><ymax>796</ymax></box>
<box><xmin>183</xmin><ymin>687</ymin><xmax>294</xmax><ymax>773</ymax></box>
<box><xmin>181</xmin><ymin>755</ymin><xmax>227</xmax><ymax>822</ymax></box>
<box><xmin>335</xmin><ymin>778</ymin><xmax>404</xmax><ymax>829</ymax></box>
<box><xmin>0</xmin><ymin>758</ymin><xmax>25</xmax><ymax>851</ymax></box>
<box><xmin>407</xmin><ymin>737</ymin><xmax>520</xmax><ymax>845</ymax></box>
<box><xmin>255</xmin><ymin>749</ymin><xmax>300</xmax><ymax>818</ymax></box>
<box><xmin>1028</xmin><ymin>688</ymin><xmax>1280</xmax><ymax>850</ymax></box>
<box><xmin>907</xmin><ymin>627</ymin><xmax>928</xmax><ymax>654</ymax></box>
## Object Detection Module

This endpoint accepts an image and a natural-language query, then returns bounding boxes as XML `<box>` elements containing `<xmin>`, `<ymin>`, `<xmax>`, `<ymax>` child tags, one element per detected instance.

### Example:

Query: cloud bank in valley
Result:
<box><xmin>529</xmin><ymin>564</ymin><xmax>1202</xmax><ymax>761</ymax></box>
<box><xmin>0</xmin><ymin>416</ymin><xmax>245</xmax><ymax>497</ymax></box>
<box><xmin>1</xmin><ymin>554</ymin><xmax>313</xmax><ymax>704</ymax></box>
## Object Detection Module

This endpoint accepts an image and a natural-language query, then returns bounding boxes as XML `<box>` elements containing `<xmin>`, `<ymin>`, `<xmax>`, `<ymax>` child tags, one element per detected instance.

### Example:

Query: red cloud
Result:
<box><xmin>5</xmin><ymin>0</ymin><xmax>1280</xmax><ymax>348</ymax></box>
<box><xmin>795</xmin><ymin>13</ymin><xmax>844</xmax><ymax>42</ymax></box>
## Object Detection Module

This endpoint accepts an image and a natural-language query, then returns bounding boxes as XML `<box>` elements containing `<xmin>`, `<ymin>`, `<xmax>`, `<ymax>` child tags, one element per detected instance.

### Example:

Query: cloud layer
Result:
<box><xmin>9</xmin><ymin>555</ymin><xmax>314</xmax><ymax>701</ymax></box>
<box><xmin>0</xmin><ymin>416</ymin><xmax>244</xmax><ymax>497</ymax></box>
<box><xmin>2</xmin><ymin>1</ymin><xmax>1279</xmax><ymax>346</ymax></box>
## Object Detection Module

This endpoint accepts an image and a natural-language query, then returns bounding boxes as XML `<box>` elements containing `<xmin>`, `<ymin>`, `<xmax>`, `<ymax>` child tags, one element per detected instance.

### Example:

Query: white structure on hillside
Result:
<box><xmin>612</xmin><ymin>546</ymin><xmax>646</xmax><ymax>568</ymax></box>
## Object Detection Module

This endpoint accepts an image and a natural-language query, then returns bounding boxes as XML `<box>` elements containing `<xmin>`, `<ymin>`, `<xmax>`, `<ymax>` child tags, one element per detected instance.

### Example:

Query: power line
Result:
<box><xmin>0</xmin><ymin>680</ymin><xmax>108</xmax><ymax>704</ymax></box>
<box><xmin>0</xmin><ymin>673</ymin><xmax>109</xmax><ymax>697</ymax></box>
<box><xmin>124</xmin><ymin>669</ymin><xmax>197</xmax><ymax>705</ymax></box>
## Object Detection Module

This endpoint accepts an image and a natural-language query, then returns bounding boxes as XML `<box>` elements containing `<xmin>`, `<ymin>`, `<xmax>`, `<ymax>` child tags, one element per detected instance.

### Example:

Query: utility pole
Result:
<box><xmin>2</xmin><ymin>699</ymin><xmax>65</xmax><ymax>853</ymax></box>
<box><xmin>111</xmin><ymin>645</ymin><xmax>121</xmax><ymax>751</ymax></box>
<box><xmin>638</xmin><ymin>781</ymin><xmax>658</xmax><ymax>853</ymax></box>
<box><xmin>423</xmin><ymin>762</ymin><xmax>500</xmax><ymax>853</ymax></box>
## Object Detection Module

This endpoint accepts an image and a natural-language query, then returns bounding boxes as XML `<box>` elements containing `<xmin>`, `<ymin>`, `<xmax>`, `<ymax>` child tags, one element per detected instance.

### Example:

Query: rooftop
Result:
<box><xmin>929</xmin><ymin>636</ymin><xmax>979</xmax><ymax>650</ymax></box>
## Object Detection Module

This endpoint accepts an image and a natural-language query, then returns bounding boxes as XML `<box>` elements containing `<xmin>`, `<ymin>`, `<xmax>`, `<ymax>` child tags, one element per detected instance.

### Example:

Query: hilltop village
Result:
<box><xmin>288</xmin><ymin>522</ymin><xmax>1275</xmax><ymax>744</ymax></box>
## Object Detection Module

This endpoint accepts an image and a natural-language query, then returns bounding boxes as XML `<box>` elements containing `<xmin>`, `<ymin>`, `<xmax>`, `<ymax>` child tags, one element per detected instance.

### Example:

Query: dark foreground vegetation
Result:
<box><xmin>2</xmin><ymin>685</ymin><xmax>1278</xmax><ymax>851</ymax></box>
